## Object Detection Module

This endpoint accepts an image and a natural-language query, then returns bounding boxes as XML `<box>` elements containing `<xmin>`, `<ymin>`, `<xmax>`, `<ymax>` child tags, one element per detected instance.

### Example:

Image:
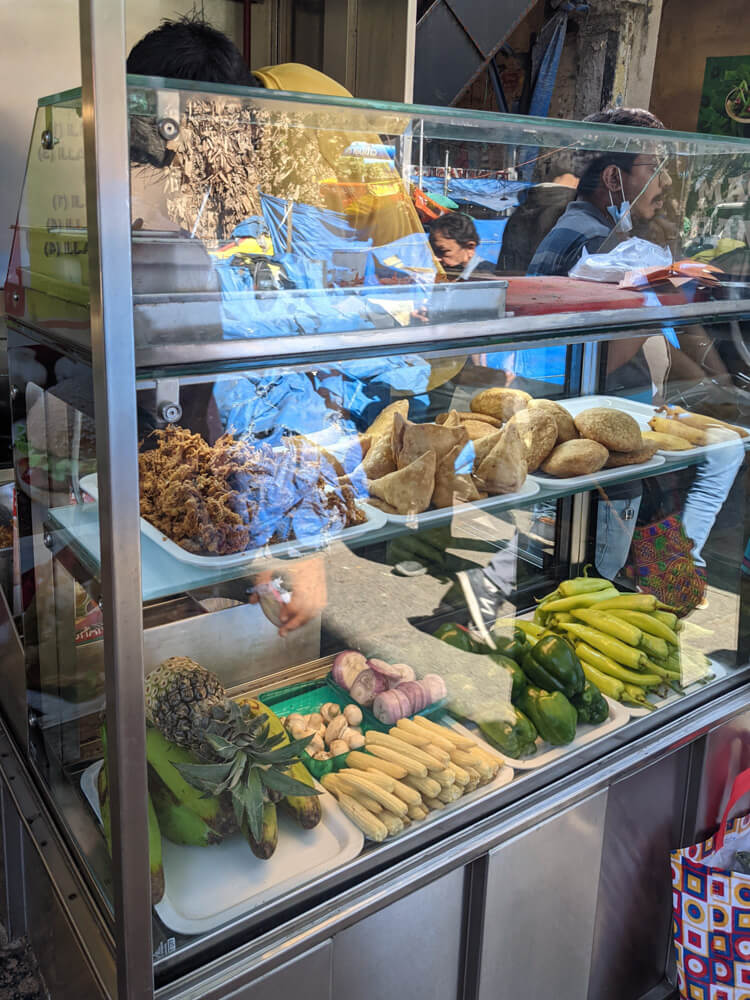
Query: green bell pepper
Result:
<box><xmin>478</xmin><ymin>708</ymin><xmax>538</xmax><ymax>759</ymax></box>
<box><xmin>570</xmin><ymin>679</ymin><xmax>609</xmax><ymax>725</ymax></box>
<box><xmin>521</xmin><ymin>634</ymin><xmax>585</xmax><ymax>699</ymax></box>
<box><xmin>517</xmin><ymin>686</ymin><xmax>577</xmax><ymax>746</ymax></box>
<box><xmin>488</xmin><ymin>652</ymin><xmax>527</xmax><ymax>703</ymax></box>
<box><xmin>434</xmin><ymin>622</ymin><xmax>482</xmax><ymax>654</ymax></box>
<box><xmin>490</xmin><ymin>631</ymin><xmax>527</xmax><ymax>663</ymax></box>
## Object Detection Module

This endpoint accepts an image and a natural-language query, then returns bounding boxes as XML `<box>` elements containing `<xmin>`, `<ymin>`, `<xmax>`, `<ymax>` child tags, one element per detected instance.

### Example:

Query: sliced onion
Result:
<box><xmin>350</xmin><ymin>668</ymin><xmax>388</xmax><ymax>707</ymax></box>
<box><xmin>372</xmin><ymin>690</ymin><xmax>402</xmax><ymax>725</ymax></box>
<box><xmin>391</xmin><ymin>662</ymin><xmax>416</xmax><ymax>684</ymax></box>
<box><xmin>373</xmin><ymin>687</ymin><xmax>411</xmax><ymax>725</ymax></box>
<box><xmin>421</xmin><ymin>673</ymin><xmax>447</xmax><ymax>703</ymax></box>
<box><xmin>367</xmin><ymin>658</ymin><xmax>404</xmax><ymax>681</ymax></box>
<box><xmin>332</xmin><ymin>650</ymin><xmax>368</xmax><ymax>690</ymax></box>
<box><xmin>396</xmin><ymin>680</ymin><xmax>426</xmax><ymax>714</ymax></box>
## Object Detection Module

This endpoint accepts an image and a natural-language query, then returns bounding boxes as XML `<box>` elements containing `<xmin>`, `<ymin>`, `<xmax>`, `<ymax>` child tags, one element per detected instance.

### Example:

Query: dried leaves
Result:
<box><xmin>163</xmin><ymin>100</ymin><xmax>330</xmax><ymax>241</ymax></box>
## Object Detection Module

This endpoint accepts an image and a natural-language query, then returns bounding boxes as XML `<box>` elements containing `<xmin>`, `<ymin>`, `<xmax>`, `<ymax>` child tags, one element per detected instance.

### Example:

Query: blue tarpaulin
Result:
<box><xmin>421</xmin><ymin>177</ymin><xmax>529</xmax><ymax>213</ymax></box>
<box><xmin>363</xmin><ymin>232</ymin><xmax>437</xmax><ymax>286</ymax></box>
<box><xmin>473</xmin><ymin>218</ymin><xmax>509</xmax><ymax>264</ymax></box>
<box><xmin>210</xmin><ymin>204</ymin><xmax>432</xmax><ymax>438</ymax></box>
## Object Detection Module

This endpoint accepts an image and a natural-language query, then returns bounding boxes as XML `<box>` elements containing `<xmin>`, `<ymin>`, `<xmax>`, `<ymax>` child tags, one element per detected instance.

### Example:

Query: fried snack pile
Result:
<box><xmin>139</xmin><ymin>426</ymin><xmax>364</xmax><ymax>556</ymax></box>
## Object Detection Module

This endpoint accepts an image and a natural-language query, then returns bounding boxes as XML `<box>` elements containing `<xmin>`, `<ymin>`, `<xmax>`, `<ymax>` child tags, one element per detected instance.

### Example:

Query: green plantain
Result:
<box><xmin>148</xmin><ymin>767</ymin><xmax>224</xmax><ymax>847</ymax></box>
<box><xmin>146</xmin><ymin>725</ymin><xmax>237</xmax><ymax>837</ymax></box>
<box><xmin>144</xmin><ymin>659</ymin><xmax>319</xmax><ymax>857</ymax></box>
<box><xmin>238</xmin><ymin>697</ymin><xmax>322</xmax><ymax>830</ymax></box>
<box><xmin>97</xmin><ymin>749</ymin><xmax>164</xmax><ymax>903</ymax></box>
<box><xmin>244</xmin><ymin>801</ymin><xmax>278</xmax><ymax>860</ymax></box>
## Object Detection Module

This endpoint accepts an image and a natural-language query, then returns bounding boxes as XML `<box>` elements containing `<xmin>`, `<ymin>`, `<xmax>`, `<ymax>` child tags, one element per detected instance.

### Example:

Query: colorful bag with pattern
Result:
<box><xmin>626</xmin><ymin>513</ymin><xmax>706</xmax><ymax>617</ymax></box>
<box><xmin>671</xmin><ymin>768</ymin><xmax>750</xmax><ymax>999</ymax></box>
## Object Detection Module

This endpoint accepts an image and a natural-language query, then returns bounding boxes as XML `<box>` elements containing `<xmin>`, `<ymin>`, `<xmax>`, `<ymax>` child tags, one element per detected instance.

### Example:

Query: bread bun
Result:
<box><xmin>541</xmin><ymin>439</ymin><xmax>609</xmax><ymax>477</ymax></box>
<box><xmin>505</xmin><ymin>409</ymin><xmax>557</xmax><ymax>471</ymax></box>
<box><xmin>527</xmin><ymin>398</ymin><xmax>578</xmax><ymax>444</ymax></box>
<box><xmin>574</xmin><ymin>407</ymin><xmax>642</xmax><ymax>453</ymax></box>
<box><xmin>470</xmin><ymin>388</ymin><xmax>530</xmax><ymax>422</ymax></box>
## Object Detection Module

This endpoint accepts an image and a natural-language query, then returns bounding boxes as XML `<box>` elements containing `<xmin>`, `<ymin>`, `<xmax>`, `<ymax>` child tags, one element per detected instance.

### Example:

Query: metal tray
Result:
<box><xmin>81</xmin><ymin>760</ymin><xmax>363</xmax><ymax>937</ymax></box>
<box><xmin>452</xmin><ymin>696</ymin><xmax>630</xmax><ymax>771</ymax></box>
<box><xmin>624</xmin><ymin>657</ymin><xmax>729</xmax><ymax>717</ymax></box>
<box><xmin>79</xmin><ymin>473</ymin><xmax>386</xmax><ymax>568</ymax></box>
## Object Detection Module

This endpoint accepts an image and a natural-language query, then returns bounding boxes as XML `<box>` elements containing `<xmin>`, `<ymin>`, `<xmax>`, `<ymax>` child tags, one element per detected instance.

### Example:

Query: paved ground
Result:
<box><xmin>0</xmin><ymin>926</ymin><xmax>45</xmax><ymax>1000</ymax></box>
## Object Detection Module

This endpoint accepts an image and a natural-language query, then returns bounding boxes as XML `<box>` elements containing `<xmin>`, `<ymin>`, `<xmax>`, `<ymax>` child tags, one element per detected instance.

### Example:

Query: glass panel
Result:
<box><xmin>5</xmin><ymin>78</ymin><xmax>749</xmax><ymax>975</ymax></box>
<box><xmin>10</xmin><ymin>81</ymin><xmax>750</xmax><ymax>365</ymax></box>
<box><xmin>121</xmin><ymin>77</ymin><xmax>749</xmax><ymax>362</ymax></box>
<box><xmin>12</xmin><ymin>314</ymin><xmax>748</xmax><ymax>966</ymax></box>
<box><xmin>5</xmin><ymin>100</ymin><xmax>89</xmax><ymax>348</ymax></box>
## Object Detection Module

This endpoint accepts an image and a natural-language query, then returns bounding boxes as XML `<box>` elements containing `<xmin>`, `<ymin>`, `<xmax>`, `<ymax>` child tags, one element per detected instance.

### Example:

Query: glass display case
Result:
<box><xmin>2</xmin><ymin>67</ymin><xmax>750</xmax><ymax>1000</ymax></box>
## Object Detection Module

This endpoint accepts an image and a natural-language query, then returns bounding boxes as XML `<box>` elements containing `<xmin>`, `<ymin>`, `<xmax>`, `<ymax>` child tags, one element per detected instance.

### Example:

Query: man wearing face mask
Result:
<box><xmin>528</xmin><ymin>109</ymin><xmax>667</xmax><ymax>277</ymax></box>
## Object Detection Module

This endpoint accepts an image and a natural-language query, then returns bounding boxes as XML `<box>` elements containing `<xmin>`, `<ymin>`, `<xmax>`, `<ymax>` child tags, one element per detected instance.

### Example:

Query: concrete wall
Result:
<box><xmin>0</xmin><ymin>0</ymin><xmax>242</xmax><ymax>281</ymax></box>
<box><xmin>650</xmin><ymin>0</ymin><xmax>749</xmax><ymax>132</ymax></box>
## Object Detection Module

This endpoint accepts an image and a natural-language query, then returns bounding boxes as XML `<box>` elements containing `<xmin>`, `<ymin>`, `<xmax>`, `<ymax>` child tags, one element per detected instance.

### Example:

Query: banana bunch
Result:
<box><xmin>98</xmin><ymin>700</ymin><xmax>321</xmax><ymax>879</ymax></box>
<box><xmin>498</xmin><ymin>572</ymin><xmax>714</xmax><ymax>711</ymax></box>
<box><xmin>147</xmin><ymin>699</ymin><xmax>321</xmax><ymax>858</ymax></box>
<box><xmin>98</xmin><ymin>728</ymin><xmax>164</xmax><ymax>903</ymax></box>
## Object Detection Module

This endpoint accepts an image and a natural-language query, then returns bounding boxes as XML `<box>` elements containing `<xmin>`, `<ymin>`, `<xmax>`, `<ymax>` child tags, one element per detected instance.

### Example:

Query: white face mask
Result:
<box><xmin>607</xmin><ymin>167</ymin><xmax>632</xmax><ymax>233</ymax></box>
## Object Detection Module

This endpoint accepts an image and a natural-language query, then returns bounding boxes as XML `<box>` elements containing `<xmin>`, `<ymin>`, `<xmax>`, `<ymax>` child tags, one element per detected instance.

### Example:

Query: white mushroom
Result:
<box><xmin>343</xmin><ymin>704</ymin><xmax>363</xmax><ymax>726</ymax></box>
<box><xmin>345</xmin><ymin>729</ymin><xmax>365</xmax><ymax>749</ymax></box>
<box><xmin>308</xmin><ymin>712</ymin><xmax>323</xmax><ymax>730</ymax></box>
<box><xmin>320</xmin><ymin>702</ymin><xmax>341</xmax><ymax>723</ymax></box>
<box><xmin>330</xmin><ymin>739</ymin><xmax>350</xmax><ymax>757</ymax></box>
<box><xmin>313</xmin><ymin>750</ymin><xmax>332</xmax><ymax>761</ymax></box>
<box><xmin>325</xmin><ymin>715</ymin><xmax>349</xmax><ymax>745</ymax></box>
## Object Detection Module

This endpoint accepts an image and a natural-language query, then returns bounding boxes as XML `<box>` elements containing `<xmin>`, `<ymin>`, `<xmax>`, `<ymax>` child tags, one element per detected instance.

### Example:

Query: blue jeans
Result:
<box><xmin>594</xmin><ymin>442</ymin><xmax>745</xmax><ymax>578</ymax></box>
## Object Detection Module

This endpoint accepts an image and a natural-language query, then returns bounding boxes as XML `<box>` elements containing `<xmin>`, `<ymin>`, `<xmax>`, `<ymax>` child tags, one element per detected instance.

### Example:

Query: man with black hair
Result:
<box><xmin>127</xmin><ymin>13</ymin><xmax>256</xmax><ymax>86</ymax></box>
<box><xmin>528</xmin><ymin>108</ymin><xmax>667</xmax><ymax>276</ymax></box>
<box><xmin>428</xmin><ymin>212</ymin><xmax>497</xmax><ymax>280</ymax></box>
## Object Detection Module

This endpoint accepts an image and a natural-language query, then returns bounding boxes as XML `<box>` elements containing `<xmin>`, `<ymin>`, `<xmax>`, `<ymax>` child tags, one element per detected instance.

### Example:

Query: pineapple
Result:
<box><xmin>144</xmin><ymin>657</ymin><xmax>319</xmax><ymax>853</ymax></box>
<box><xmin>145</xmin><ymin>657</ymin><xmax>225</xmax><ymax>752</ymax></box>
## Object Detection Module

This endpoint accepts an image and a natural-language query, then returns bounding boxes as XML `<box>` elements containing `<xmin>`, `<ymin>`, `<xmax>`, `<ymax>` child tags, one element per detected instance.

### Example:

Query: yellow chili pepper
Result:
<box><xmin>558</xmin><ymin>623</ymin><xmax>648</xmax><ymax>670</ymax></box>
<box><xmin>608</xmin><ymin>610</ymin><xmax>678</xmax><ymax>645</ymax></box>
<box><xmin>570</xmin><ymin>609</ymin><xmax>641</xmax><ymax>647</ymax></box>
<box><xmin>574</xmin><ymin>642</ymin><xmax>661</xmax><ymax>687</ymax></box>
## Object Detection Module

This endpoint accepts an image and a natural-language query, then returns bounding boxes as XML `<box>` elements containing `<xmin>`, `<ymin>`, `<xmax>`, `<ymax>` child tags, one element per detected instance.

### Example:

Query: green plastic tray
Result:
<box><xmin>259</xmin><ymin>678</ymin><xmax>387</xmax><ymax>779</ymax></box>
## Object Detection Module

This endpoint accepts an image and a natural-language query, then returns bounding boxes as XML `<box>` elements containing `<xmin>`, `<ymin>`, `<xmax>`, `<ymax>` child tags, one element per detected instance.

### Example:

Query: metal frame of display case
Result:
<box><xmin>1</xmin><ymin>2</ymin><xmax>750</xmax><ymax>998</ymax></box>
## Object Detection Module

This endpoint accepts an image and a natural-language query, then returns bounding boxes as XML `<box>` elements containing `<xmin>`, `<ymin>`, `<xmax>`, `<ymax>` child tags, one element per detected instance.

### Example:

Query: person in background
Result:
<box><xmin>428</xmin><ymin>212</ymin><xmax>498</xmax><ymax>280</ymax></box>
<box><xmin>128</xmin><ymin>15</ymin><xmax>338</xmax><ymax>637</ymax></box>
<box><xmin>528</xmin><ymin>108</ymin><xmax>668</xmax><ymax>277</ymax></box>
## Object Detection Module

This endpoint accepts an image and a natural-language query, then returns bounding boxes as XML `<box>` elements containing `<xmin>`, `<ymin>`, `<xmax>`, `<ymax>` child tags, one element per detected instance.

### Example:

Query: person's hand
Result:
<box><xmin>249</xmin><ymin>556</ymin><xmax>327</xmax><ymax>637</ymax></box>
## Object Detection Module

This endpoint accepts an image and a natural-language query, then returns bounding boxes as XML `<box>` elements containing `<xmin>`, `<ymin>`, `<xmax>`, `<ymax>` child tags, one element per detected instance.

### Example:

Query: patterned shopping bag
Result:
<box><xmin>672</xmin><ymin>769</ymin><xmax>750</xmax><ymax>999</ymax></box>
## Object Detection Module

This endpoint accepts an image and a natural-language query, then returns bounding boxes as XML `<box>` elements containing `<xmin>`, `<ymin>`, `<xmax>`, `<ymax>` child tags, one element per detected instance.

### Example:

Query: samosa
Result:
<box><xmin>366</xmin><ymin>400</ymin><xmax>409</xmax><ymax>440</ymax></box>
<box><xmin>432</xmin><ymin>443</ymin><xmax>481</xmax><ymax>509</ymax></box>
<box><xmin>392</xmin><ymin>413</ymin><xmax>468</xmax><ymax>469</ymax></box>
<box><xmin>368</xmin><ymin>450</ymin><xmax>437</xmax><ymax>515</ymax></box>
<box><xmin>475</xmin><ymin>423</ymin><xmax>527</xmax><ymax>494</ymax></box>
<box><xmin>361</xmin><ymin>434</ymin><xmax>396</xmax><ymax>479</ymax></box>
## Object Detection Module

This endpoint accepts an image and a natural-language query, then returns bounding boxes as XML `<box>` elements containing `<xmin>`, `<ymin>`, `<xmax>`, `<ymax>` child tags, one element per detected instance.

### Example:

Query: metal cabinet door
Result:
<box><xmin>478</xmin><ymin>790</ymin><xmax>608</xmax><ymax>1000</ymax></box>
<box><xmin>332</xmin><ymin>867</ymin><xmax>466</xmax><ymax>1000</ymax></box>
<box><xmin>225</xmin><ymin>942</ymin><xmax>331</xmax><ymax>1000</ymax></box>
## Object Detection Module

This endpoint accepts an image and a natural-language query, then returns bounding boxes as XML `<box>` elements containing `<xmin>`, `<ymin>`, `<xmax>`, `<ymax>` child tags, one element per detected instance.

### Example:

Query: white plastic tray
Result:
<box><xmin>81</xmin><ymin>760</ymin><xmax>363</xmax><ymax>936</ymax></box>
<box><xmin>529</xmin><ymin>397</ymin><xmax>667</xmax><ymax>489</ymax></box>
<box><xmin>373</xmin><ymin>477</ymin><xmax>540</xmax><ymax>525</ymax></box>
<box><xmin>624</xmin><ymin>657</ymin><xmax>728</xmax><ymax>717</ymax></box>
<box><xmin>559</xmin><ymin>395</ymin><xmax>750</xmax><ymax>462</ymax></box>
<box><xmin>80</xmin><ymin>474</ymin><xmax>386</xmax><ymax>568</ymax></box>
<box><xmin>384</xmin><ymin>722</ymin><xmax>514</xmax><ymax>840</ymax></box>
<box><xmin>453</xmin><ymin>695</ymin><xmax>629</xmax><ymax>770</ymax></box>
